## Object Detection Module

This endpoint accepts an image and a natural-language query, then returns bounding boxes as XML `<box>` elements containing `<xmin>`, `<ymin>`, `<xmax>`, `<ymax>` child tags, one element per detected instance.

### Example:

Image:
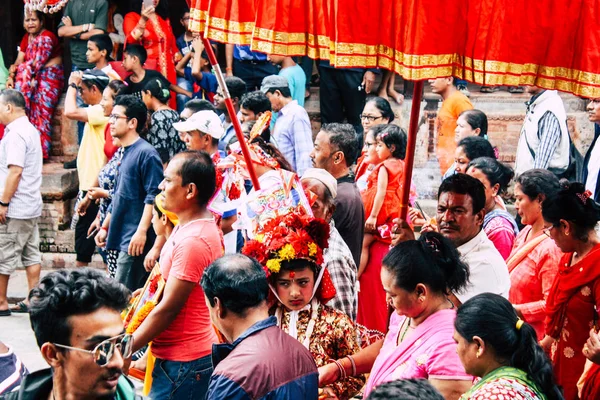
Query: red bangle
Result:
<box><xmin>100</xmin><ymin>227</ymin><xmax>107</xmax><ymax>232</ymax></box>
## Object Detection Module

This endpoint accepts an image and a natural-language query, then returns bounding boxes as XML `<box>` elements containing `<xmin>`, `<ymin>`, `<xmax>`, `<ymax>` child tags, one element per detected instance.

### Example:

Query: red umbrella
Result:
<box><xmin>190</xmin><ymin>0</ymin><xmax>600</xmax><ymax>216</ymax></box>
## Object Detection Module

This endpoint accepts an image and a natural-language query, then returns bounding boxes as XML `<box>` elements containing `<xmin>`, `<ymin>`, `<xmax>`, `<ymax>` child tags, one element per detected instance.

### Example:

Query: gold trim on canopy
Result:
<box><xmin>190</xmin><ymin>7</ymin><xmax>600</xmax><ymax>98</ymax></box>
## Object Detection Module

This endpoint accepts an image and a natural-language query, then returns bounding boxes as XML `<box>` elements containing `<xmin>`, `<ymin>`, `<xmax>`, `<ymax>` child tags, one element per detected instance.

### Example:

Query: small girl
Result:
<box><xmin>359</xmin><ymin>124</ymin><xmax>407</xmax><ymax>277</ymax></box>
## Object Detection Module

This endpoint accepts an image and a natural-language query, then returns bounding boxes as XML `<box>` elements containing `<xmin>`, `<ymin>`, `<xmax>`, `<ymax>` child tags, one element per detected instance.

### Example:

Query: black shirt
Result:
<box><xmin>125</xmin><ymin>69</ymin><xmax>171</xmax><ymax>102</ymax></box>
<box><xmin>332</xmin><ymin>173</ymin><xmax>365</xmax><ymax>267</ymax></box>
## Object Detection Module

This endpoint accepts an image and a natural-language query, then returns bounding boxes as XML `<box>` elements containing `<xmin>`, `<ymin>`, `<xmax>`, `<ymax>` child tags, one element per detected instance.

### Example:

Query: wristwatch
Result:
<box><xmin>0</xmin><ymin>200</ymin><xmax>9</xmax><ymax>207</ymax></box>
<box><xmin>69</xmin><ymin>83</ymin><xmax>79</xmax><ymax>90</ymax></box>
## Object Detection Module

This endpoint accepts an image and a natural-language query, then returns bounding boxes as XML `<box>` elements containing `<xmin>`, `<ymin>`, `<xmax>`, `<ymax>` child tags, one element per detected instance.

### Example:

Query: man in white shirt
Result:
<box><xmin>0</xmin><ymin>90</ymin><xmax>43</xmax><ymax>316</ymax></box>
<box><xmin>584</xmin><ymin>99</ymin><xmax>600</xmax><ymax>202</ymax></box>
<box><xmin>391</xmin><ymin>174</ymin><xmax>510</xmax><ymax>305</ymax></box>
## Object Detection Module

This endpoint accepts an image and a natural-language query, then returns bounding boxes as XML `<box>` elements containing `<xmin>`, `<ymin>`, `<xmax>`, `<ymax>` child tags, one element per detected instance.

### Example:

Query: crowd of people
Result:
<box><xmin>2</xmin><ymin>1</ymin><xmax>600</xmax><ymax>400</ymax></box>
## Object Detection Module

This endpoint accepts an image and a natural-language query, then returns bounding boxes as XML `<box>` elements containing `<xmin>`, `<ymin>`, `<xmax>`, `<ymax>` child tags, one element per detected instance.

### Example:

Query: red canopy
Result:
<box><xmin>188</xmin><ymin>0</ymin><xmax>600</xmax><ymax>218</ymax></box>
<box><xmin>189</xmin><ymin>0</ymin><xmax>600</xmax><ymax>98</ymax></box>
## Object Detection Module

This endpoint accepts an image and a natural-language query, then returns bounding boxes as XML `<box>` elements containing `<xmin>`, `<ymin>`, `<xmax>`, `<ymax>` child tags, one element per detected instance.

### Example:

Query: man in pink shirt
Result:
<box><xmin>129</xmin><ymin>150</ymin><xmax>223</xmax><ymax>399</ymax></box>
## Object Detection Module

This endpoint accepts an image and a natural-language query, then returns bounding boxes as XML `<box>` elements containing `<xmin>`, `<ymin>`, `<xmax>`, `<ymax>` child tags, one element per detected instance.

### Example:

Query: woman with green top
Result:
<box><xmin>453</xmin><ymin>293</ymin><xmax>563</xmax><ymax>400</ymax></box>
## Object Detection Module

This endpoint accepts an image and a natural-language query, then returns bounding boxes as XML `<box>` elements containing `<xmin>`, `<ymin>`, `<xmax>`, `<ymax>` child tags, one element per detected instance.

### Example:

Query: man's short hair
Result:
<box><xmin>240</xmin><ymin>91</ymin><xmax>271</xmax><ymax>114</ymax></box>
<box><xmin>0</xmin><ymin>89</ymin><xmax>26</xmax><ymax>109</ymax></box>
<box><xmin>438</xmin><ymin>173</ymin><xmax>486</xmax><ymax>214</ymax></box>
<box><xmin>184</xmin><ymin>99</ymin><xmax>216</xmax><ymax>114</ymax></box>
<box><xmin>225</xmin><ymin>76</ymin><xmax>247</xmax><ymax>101</ymax></box>
<box><xmin>320</xmin><ymin>123</ymin><xmax>358</xmax><ymax>167</ymax></box>
<box><xmin>366</xmin><ymin>379</ymin><xmax>444</xmax><ymax>400</ymax></box>
<box><xmin>175</xmin><ymin>151</ymin><xmax>216</xmax><ymax>207</ymax></box>
<box><xmin>124</xmin><ymin>44</ymin><xmax>147</xmax><ymax>65</ymax></box>
<box><xmin>88</xmin><ymin>34</ymin><xmax>113</xmax><ymax>57</ymax></box>
<box><xmin>114</xmin><ymin>95</ymin><xmax>148</xmax><ymax>133</ymax></box>
<box><xmin>265</xmin><ymin>86</ymin><xmax>292</xmax><ymax>98</ymax></box>
<box><xmin>28</xmin><ymin>269</ymin><xmax>130</xmax><ymax>348</ymax></box>
<box><xmin>201</xmin><ymin>254</ymin><xmax>268</xmax><ymax>316</ymax></box>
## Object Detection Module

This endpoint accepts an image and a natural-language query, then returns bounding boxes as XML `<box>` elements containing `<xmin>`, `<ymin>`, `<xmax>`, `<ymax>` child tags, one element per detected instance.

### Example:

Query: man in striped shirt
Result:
<box><xmin>0</xmin><ymin>341</ymin><xmax>27</xmax><ymax>395</ymax></box>
<box><xmin>515</xmin><ymin>88</ymin><xmax>570</xmax><ymax>177</ymax></box>
<box><xmin>0</xmin><ymin>90</ymin><xmax>43</xmax><ymax>316</ymax></box>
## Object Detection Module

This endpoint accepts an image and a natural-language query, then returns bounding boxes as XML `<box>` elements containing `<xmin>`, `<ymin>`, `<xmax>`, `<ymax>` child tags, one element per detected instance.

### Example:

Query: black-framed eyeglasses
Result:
<box><xmin>108</xmin><ymin>114</ymin><xmax>129</xmax><ymax>122</ymax></box>
<box><xmin>53</xmin><ymin>334</ymin><xmax>133</xmax><ymax>367</ymax></box>
<box><xmin>359</xmin><ymin>114</ymin><xmax>383</xmax><ymax>122</ymax></box>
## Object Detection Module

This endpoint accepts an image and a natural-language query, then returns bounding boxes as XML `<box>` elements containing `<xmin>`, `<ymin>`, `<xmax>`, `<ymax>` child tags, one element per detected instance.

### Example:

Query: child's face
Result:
<box><xmin>151</xmin><ymin>208</ymin><xmax>166</xmax><ymax>236</ymax></box>
<box><xmin>122</xmin><ymin>53</ymin><xmax>136</xmax><ymax>71</ymax></box>
<box><xmin>364</xmin><ymin>131</ymin><xmax>380</xmax><ymax>164</ymax></box>
<box><xmin>375</xmin><ymin>138</ymin><xmax>393</xmax><ymax>161</ymax></box>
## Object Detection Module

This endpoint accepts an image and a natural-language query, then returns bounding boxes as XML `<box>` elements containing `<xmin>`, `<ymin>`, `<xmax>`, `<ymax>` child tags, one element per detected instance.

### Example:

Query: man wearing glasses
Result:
<box><xmin>64</xmin><ymin>69</ymin><xmax>110</xmax><ymax>270</ymax></box>
<box><xmin>3</xmin><ymin>268</ymin><xmax>140</xmax><ymax>399</ymax></box>
<box><xmin>95</xmin><ymin>95</ymin><xmax>163</xmax><ymax>291</ymax></box>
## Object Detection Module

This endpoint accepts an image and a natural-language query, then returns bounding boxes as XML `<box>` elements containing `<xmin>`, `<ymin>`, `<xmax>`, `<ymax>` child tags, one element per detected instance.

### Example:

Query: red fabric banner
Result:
<box><xmin>188</xmin><ymin>0</ymin><xmax>600</xmax><ymax>98</ymax></box>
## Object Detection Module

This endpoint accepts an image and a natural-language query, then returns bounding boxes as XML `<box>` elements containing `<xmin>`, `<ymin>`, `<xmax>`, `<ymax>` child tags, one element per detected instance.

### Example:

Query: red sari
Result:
<box><xmin>582</xmin><ymin>363</ymin><xmax>600</xmax><ymax>399</ymax></box>
<box><xmin>545</xmin><ymin>244</ymin><xmax>600</xmax><ymax>400</ymax></box>
<box><xmin>124</xmin><ymin>12</ymin><xmax>178</xmax><ymax>107</ymax></box>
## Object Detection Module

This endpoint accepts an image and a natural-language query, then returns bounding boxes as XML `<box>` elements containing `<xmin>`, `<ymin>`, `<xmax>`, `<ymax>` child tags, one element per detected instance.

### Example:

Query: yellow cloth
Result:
<box><xmin>77</xmin><ymin>104</ymin><xmax>108</xmax><ymax>190</ymax></box>
<box><xmin>435</xmin><ymin>90</ymin><xmax>473</xmax><ymax>174</ymax></box>
<box><xmin>143</xmin><ymin>346</ymin><xmax>155</xmax><ymax>396</ymax></box>
<box><xmin>155</xmin><ymin>194</ymin><xmax>179</xmax><ymax>226</ymax></box>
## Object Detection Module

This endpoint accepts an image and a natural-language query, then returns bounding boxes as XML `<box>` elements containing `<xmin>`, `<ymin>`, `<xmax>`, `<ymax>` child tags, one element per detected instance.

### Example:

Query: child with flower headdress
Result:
<box><xmin>243</xmin><ymin>211</ymin><xmax>365</xmax><ymax>399</ymax></box>
<box><xmin>359</xmin><ymin>125</ymin><xmax>407</xmax><ymax>278</ymax></box>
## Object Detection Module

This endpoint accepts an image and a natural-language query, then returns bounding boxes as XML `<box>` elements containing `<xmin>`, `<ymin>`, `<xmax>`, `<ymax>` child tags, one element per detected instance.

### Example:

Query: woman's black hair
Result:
<box><xmin>107</xmin><ymin>80</ymin><xmax>128</xmax><ymax>97</ymax></box>
<box><xmin>143</xmin><ymin>78</ymin><xmax>171</xmax><ymax>104</ymax></box>
<box><xmin>455</xmin><ymin>293</ymin><xmax>563</xmax><ymax>400</ymax></box>
<box><xmin>459</xmin><ymin>109</ymin><xmax>488</xmax><ymax>138</ymax></box>
<box><xmin>250</xmin><ymin>136</ymin><xmax>294</xmax><ymax>172</ymax></box>
<box><xmin>371</xmin><ymin>124</ymin><xmax>407</xmax><ymax>160</ymax></box>
<box><xmin>542</xmin><ymin>181</ymin><xmax>600</xmax><ymax>241</ymax></box>
<box><xmin>382</xmin><ymin>231</ymin><xmax>469</xmax><ymax>295</ymax></box>
<box><xmin>457</xmin><ymin>136</ymin><xmax>495</xmax><ymax>161</ymax></box>
<box><xmin>365</xmin><ymin>96</ymin><xmax>395</xmax><ymax>123</ymax></box>
<box><xmin>514</xmin><ymin>169</ymin><xmax>561</xmax><ymax>202</ymax></box>
<box><xmin>468</xmin><ymin>157</ymin><xmax>514</xmax><ymax>195</ymax></box>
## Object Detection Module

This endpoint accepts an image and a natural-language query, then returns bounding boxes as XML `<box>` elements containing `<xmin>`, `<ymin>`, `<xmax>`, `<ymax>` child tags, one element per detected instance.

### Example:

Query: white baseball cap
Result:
<box><xmin>172</xmin><ymin>110</ymin><xmax>224</xmax><ymax>139</ymax></box>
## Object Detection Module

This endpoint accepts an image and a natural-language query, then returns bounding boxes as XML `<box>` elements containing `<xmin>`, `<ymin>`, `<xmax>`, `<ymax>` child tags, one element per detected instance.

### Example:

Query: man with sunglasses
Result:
<box><xmin>95</xmin><ymin>95</ymin><xmax>163</xmax><ymax>291</ymax></box>
<box><xmin>3</xmin><ymin>268</ymin><xmax>140</xmax><ymax>400</ymax></box>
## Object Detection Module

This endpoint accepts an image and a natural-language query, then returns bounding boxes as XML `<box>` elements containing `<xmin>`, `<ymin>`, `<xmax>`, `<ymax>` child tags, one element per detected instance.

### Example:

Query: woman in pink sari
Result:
<box><xmin>319</xmin><ymin>232</ymin><xmax>472</xmax><ymax>399</ymax></box>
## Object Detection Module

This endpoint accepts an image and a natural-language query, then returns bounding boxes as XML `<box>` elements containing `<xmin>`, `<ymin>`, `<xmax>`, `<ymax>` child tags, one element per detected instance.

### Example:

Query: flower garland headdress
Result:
<box><xmin>242</xmin><ymin>211</ymin><xmax>336</xmax><ymax>302</ymax></box>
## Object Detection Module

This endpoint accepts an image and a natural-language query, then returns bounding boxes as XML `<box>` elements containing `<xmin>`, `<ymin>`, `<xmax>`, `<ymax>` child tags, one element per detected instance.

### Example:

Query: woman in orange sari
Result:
<box><xmin>540</xmin><ymin>182</ymin><xmax>600</xmax><ymax>400</ymax></box>
<box><xmin>508</xmin><ymin>169</ymin><xmax>562</xmax><ymax>340</ymax></box>
<box><xmin>124</xmin><ymin>0</ymin><xmax>178</xmax><ymax>102</ymax></box>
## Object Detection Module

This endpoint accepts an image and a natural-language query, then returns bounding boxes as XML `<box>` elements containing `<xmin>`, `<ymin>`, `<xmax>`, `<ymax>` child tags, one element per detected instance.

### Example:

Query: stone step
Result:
<box><xmin>8</xmin><ymin>255</ymin><xmax>105</xmax><ymax>303</ymax></box>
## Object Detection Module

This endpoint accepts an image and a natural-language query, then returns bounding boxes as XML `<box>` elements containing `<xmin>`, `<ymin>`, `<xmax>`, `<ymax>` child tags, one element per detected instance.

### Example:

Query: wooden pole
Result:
<box><xmin>399</xmin><ymin>80</ymin><xmax>424</xmax><ymax>219</ymax></box>
<box><xmin>200</xmin><ymin>36</ymin><xmax>261</xmax><ymax>190</ymax></box>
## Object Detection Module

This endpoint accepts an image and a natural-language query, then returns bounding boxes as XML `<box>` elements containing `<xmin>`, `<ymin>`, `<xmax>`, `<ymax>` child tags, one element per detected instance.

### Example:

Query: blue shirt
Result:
<box><xmin>208</xmin><ymin>316</ymin><xmax>318</xmax><ymax>400</ymax></box>
<box><xmin>185</xmin><ymin>69</ymin><xmax>219</xmax><ymax>100</ymax></box>
<box><xmin>107</xmin><ymin>138</ymin><xmax>163</xmax><ymax>252</ymax></box>
<box><xmin>273</xmin><ymin>100</ymin><xmax>314</xmax><ymax>176</ymax></box>
<box><xmin>233</xmin><ymin>45</ymin><xmax>268</xmax><ymax>61</ymax></box>
<box><xmin>279</xmin><ymin>65</ymin><xmax>306</xmax><ymax>107</ymax></box>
